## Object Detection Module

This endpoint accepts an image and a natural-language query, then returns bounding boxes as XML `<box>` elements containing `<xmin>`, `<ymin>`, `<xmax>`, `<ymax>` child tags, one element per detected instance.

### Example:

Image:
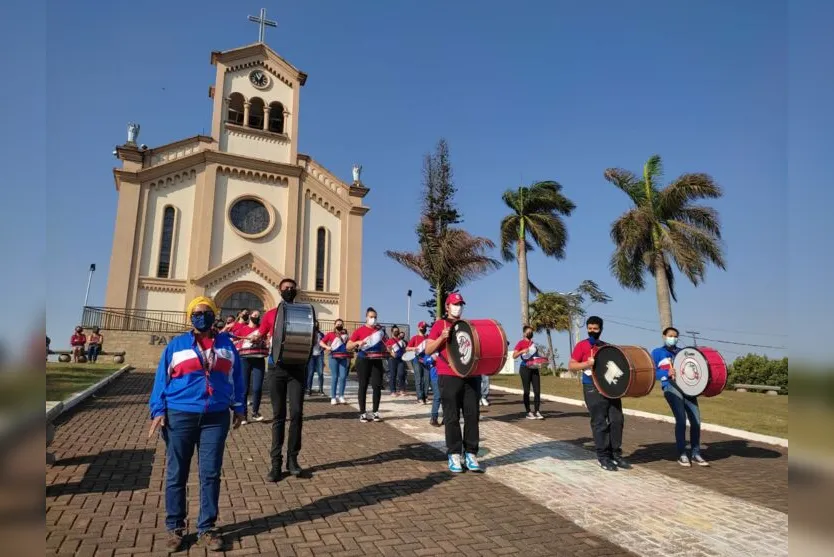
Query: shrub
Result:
<box><xmin>727</xmin><ymin>353</ymin><xmax>788</xmax><ymax>394</ymax></box>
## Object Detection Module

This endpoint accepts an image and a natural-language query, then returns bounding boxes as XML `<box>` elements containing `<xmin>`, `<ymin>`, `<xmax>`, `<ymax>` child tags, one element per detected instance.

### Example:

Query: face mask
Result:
<box><xmin>250</xmin><ymin>316</ymin><xmax>260</xmax><ymax>325</ymax></box>
<box><xmin>241</xmin><ymin>313</ymin><xmax>249</xmax><ymax>321</ymax></box>
<box><xmin>525</xmin><ymin>332</ymin><xmax>534</xmax><ymax>339</ymax></box>
<box><xmin>367</xmin><ymin>317</ymin><xmax>377</xmax><ymax>326</ymax></box>
<box><xmin>192</xmin><ymin>311</ymin><xmax>215</xmax><ymax>333</ymax></box>
<box><xmin>449</xmin><ymin>304</ymin><xmax>463</xmax><ymax>318</ymax></box>
<box><xmin>335</xmin><ymin>324</ymin><xmax>343</xmax><ymax>331</ymax></box>
<box><xmin>281</xmin><ymin>287</ymin><xmax>297</xmax><ymax>303</ymax></box>
<box><xmin>665</xmin><ymin>336</ymin><xmax>678</xmax><ymax>347</ymax></box>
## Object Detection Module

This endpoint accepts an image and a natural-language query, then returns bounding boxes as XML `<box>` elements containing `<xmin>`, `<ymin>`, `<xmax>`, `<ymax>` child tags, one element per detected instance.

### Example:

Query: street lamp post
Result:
<box><xmin>83</xmin><ymin>263</ymin><xmax>96</xmax><ymax>308</ymax></box>
<box><xmin>407</xmin><ymin>290</ymin><xmax>412</xmax><ymax>334</ymax></box>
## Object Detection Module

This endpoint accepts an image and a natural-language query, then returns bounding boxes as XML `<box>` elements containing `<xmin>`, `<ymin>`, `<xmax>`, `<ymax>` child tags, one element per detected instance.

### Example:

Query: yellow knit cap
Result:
<box><xmin>186</xmin><ymin>296</ymin><xmax>219</xmax><ymax>318</ymax></box>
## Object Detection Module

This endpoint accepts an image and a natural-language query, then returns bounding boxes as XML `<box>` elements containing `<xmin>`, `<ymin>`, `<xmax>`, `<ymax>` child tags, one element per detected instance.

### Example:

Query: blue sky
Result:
<box><xmin>11</xmin><ymin>0</ymin><xmax>830</xmax><ymax>364</ymax></box>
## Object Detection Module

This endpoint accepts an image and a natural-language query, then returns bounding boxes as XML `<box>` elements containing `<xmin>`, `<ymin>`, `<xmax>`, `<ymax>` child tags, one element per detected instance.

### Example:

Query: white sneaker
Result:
<box><xmin>331</xmin><ymin>398</ymin><xmax>338</xmax><ymax>405</ymax></box>
<box><xmin>338</xmin><ymin>396</ymin><xmax>346</xmax><ymax>404</ymax></box>
<box><xmin>525</xmin><ymin>412</ymin><xmax>536</xmax><ymax>420</ymax></box>
<box><xmin>481</xmin><ymin>398</ymin><xmax>490</xmax><ymax>407</ymax></box>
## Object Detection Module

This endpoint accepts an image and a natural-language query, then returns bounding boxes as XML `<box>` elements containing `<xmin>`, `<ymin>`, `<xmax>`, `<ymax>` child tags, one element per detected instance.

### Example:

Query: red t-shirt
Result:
<box><xmin>70</xmin><ymin>333</ymin><xmax>86</xmax><ymax>346</ymax></box>
<box><xmin>426</xmin><ymin>319</ymin><xmax>456</xmax><ymax>376</ymax></box>
<box><xmin>571</xmin><ymin>338</ymin><xmax>607</xmax><ymax>385</ymax></box>
<box><xmin>407</xmin><ymin>334</ymin><xmax>426</xmax><ymax>350</ymax></box>
<box><xmin>350</xmin><ymin>325</ymin><xmax>388</xmax><ymax>358</ymax></box>
<box><xmin>257</xmin><ymin>307</ymin><xmax>278</xmax><ymax>338</ymax></box>
<box><xmin>231</xmin><ymin>323</ymin><xmax>257</xmax><ymax>349</ymax></box>
<box><xmin>196</xmin><ymin>335</ymin><xmax>214</xmax><ymax>351</ymax></box>
<box><xmin>514</xmin><ymin>338</ymin><xmax>534</xmax><ymax>354</ymax></box>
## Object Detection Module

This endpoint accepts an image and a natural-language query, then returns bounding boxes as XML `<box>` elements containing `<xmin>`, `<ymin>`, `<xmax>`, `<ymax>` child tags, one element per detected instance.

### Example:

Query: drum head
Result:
<box><xmin>447</xmin><ymin>321</ymin><xmax>476</xmax><ymax>377</ymax></box>
<box><xmin>402</xmin><ymin>351</ymin><xmax>416</xmax><ymax>362</ymax></box>
<box><xmin>271</xmin><ymin>302</ymin><xmax>316</xmax><ymax>365</ymax></box>
<box><xmin>673</xmin><ymin>348</ymin><xmax>709</xmax><ymax>397</ymax></box>
<box><xmin>592</xmin><ymin>345</ymin><xmax>632</xmax><ymax>398</ymax></box>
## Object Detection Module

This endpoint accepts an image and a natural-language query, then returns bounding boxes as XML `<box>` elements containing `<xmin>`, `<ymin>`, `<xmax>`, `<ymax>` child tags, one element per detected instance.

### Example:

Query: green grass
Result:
<box><xmin>46</xmin><ymin>362</ymin><xmax>123</xmax><ymax>402</ymax></box>
<box><xmin>489</xmin><ymin>375</ymin><xmax>789</xmax><ymax>438</ymax></box>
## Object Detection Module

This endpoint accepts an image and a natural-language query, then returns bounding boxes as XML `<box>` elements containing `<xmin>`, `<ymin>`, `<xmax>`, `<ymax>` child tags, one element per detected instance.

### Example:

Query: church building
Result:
<box><xmin>102</xmin><ymin>28</ymin><xmax>368</xmax><ymax>330</ymax></box>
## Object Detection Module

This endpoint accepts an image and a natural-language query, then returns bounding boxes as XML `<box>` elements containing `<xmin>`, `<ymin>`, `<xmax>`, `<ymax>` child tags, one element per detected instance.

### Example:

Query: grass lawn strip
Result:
<box><xmin>46</xmin><ymin>363</ymin><xmax>123</xmax><ymax>402</ymax></box>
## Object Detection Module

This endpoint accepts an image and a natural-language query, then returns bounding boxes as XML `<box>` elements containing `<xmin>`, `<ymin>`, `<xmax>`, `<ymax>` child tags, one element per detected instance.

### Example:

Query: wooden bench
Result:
<box><xmin>49</xmin><ymin>349</ymin><xmax>126</xmax><ymax>365</ymax></box>
<box><xmin>733</xmin><ymin>383</ymin><xmax>783</xmax><ymax>395</ymax></box>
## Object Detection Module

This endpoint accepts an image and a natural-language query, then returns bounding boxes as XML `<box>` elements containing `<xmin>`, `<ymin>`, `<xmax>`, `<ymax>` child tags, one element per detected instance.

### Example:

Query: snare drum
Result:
<box><xmin>591</xmin><ymin>345</ymin><xmax>655</xmax><ymax>398</ymax></box>
<box><xmin>523</xmin><ymin>357</ymin><xmax>549</xmax><ymax>369</ymax></box>
<box><xmin>270</xmin><ymin>302</ymin><xmax>316</xmax><ymax>366</ymax></box>
<box><xmin>402</xmin><ymin>351</ymin><xmax>417</xmax><ymax>362</ymax></box>
<box><xmin>447</xmin><ymin>319</ymin><xmax>508</xmax><ymax>377</ymax></box>
<box><xmin>673</xmin><ymin>346</ymin><xmax>727</xmax><ymax>397</ymax></box>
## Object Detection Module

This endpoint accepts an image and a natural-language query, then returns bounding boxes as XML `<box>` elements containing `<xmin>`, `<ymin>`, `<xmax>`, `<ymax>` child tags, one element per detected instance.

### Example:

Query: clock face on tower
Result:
<box><xmin>249</xmin><ymin>69</ymin><xmax>270</xmax><ymax>89</ymax></box>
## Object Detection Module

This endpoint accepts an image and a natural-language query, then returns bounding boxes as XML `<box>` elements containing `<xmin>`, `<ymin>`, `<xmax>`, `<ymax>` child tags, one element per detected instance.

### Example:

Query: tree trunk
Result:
<box><xmin>518</xmin><ymin>239</ymin><xmax>530</xmax><ymax>326</ymax></box>
<box><xmin>545</xmin><ymin>328</ymin><xmax>557</xmax><ymax>372</ymax></box>
<box><xmin>654</xmin><ymin>256</ymin><xmax>673</xmax><ymax>331</ymax></box>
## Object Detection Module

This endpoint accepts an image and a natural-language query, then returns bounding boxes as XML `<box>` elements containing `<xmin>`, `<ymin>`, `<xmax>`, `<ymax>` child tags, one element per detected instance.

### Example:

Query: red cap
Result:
<box><xmin>445</xmin><ymin>292</ymin><xmax>465</xmax><ymax>306</ymax></box>
<box><xmin>418</xmin><ymin>321</ymin><xmax>427</xmax><ymax>329</ymax></box>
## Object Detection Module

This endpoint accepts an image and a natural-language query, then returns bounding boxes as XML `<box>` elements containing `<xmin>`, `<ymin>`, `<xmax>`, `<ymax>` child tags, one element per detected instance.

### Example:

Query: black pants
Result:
<box><xmin>583</xmin><ymin>383</ymin><xmax>624</xmax><ymax>460</ymax></box>
<box><xmin>356</xmin><ymin>357</ymin><xmax>384</xmax><ymax>414</ymax></box>
<box><xmin>266</xmin><ymin>365</ymin><xmax>305</xmax><ymax>466</ymax></box>
<box><xmin>519</xmin><ymin>366</ymin><xmax>541</xmax><ymax>413</ymax></box>
<box><xmin>438</xmin><ymin>374</ymin><xmax>480</xmax><ymax>456</ymax></box>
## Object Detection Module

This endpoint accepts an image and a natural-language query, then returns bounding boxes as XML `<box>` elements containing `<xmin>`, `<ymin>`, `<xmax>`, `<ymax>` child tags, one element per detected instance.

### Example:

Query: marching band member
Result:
<box><xmin>424</xmin><ymin>292</ymin><xmax>483</xmax><ymax>473</ymax></box>
<box><xmin>347</xmin><ymin>307</ymin><xmax>388</xmax><ymax>422</ymax></box>
<box><xmin>386</xmin><ymin>325</ymin><xmax>407</xmax><ymax>396</ymax></box>
<box><xmin>248</xmin><ymin>278</ymin><xmax>308</xmax><ymax>482</ymax></box>
<box><xmin>148</xmin><ymin>296</ymin><xmax>245</xmax><ymax>552</ymax></box>
<box><xmin>568</xmin><ymin>316</ymin><xmax>630</xmax><ymax>472</ymax></box>
<box><xmin>407</xmin><ymin>321</ymin><xmax>430</xmax><ymax>404</ymax></box>
<box><xmin>306</xmin><ymin>321</ymin><xmax>325</xmax><ymax>396</ymax></box>
<box><xmin>320</xmin><ymin>318</ymin><xmax>350</xmax><ymax>405</ymax></box>
<box><xmin>513</xmin><ymin>325</ymin><xmax>544</xmax><ymax>419</ymax></box>
<box><xmin>424</xmin><ymin>351</ymin><xmax>442</xmax><ymax>426</ymax></box>
<box><xmin>652</xmin><ymin>327</ymin><xmax>709</xmax><ymax>467</ymax></box>
<box><xmin>232</xmin><ymin>309</ymin><xmax>268</xmax><ymax>424</ymax></box>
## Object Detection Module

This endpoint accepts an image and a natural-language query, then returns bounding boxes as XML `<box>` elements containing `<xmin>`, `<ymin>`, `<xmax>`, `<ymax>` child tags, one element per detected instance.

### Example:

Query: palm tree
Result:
<box><xmin>386</xmin><ymin>214</ymin><xmax>501</xmax><ymax>318</ymax></box>
<box><xmin>500</xmin><ymin>181</ymin><xmax>576</xmax><ymax>327</ymax></box>
<box><xmin>529</xmin><ymin>292</ymin><xmax>574</xmax><ymax>372</ymax></box>
<box><xmin>604</xmin><ymin>155</ymin><xmax>725</xmax><ymax>331</ymax></box>
<box><xmin>557</xmin><ymin>280</ymin><xmax>612</xmax><ymax>350</ymax></box>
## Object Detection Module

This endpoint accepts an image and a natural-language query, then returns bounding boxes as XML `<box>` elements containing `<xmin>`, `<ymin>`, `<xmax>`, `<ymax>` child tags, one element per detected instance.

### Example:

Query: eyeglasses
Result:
<box><xmin>191</xmin><ymin>311</ymin><xmax>213</xmax><ymax>317</ymax></box>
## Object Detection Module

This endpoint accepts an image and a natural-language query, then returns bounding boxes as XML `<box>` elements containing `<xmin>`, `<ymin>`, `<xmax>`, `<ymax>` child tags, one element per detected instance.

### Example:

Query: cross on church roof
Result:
<box><xmin>248</xmin><ymin>8</ymin><xmax>277</xmax><ymax>44</ymax></box>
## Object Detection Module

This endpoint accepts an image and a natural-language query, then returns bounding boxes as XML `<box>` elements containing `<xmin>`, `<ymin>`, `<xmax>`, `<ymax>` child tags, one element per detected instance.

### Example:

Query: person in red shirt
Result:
<box><xmin>424</xmin><ymin>292</ymin><xmax>484</xmax><ymax>474</ymax></box>
<box><xmin>346</xmin><ymin>307</ymin><xmax>388</xmax><ymax>422</ymax></box>
<box><xmin>385</xmin><ymin>325</ymin><xmax>407</xmax><ymax>397</ymax></box>
<box><xmin>568</xmin><ymin>316</ymin><xmax>629</xmax><ymax>472</ymax></box>
<box><xmin>513</xmin><ymin>325</ymin><xmax>544</xmax><ymax>419</ymax></box>
<box><xmin>230</xmin><ymin>309</ymin><xmax>268</xmax><ymax>424</ymax></box>
<box><xmin>320</xmin><ymin>318</ymin><xmax>350</xmax><ymax>404</ymax></box>
<box><xmin>406</xmin><ymin>321</ymin><xmax>430</xmax><ymax>404</ymax></box>
<box><xmin>247</xmin><ymin>278</ymin><xmax>309</xmax><ymax>482</ymax></box>
<box><xmin>70</xmin><ymin>326</ymin><xmax>87</xmax><ymax>363</ymax></box>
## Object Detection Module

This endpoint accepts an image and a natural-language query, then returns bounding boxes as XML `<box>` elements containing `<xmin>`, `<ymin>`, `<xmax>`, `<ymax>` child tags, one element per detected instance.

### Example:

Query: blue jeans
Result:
<box><xmin>306</xmin><ymin>354</ymin><xmax>324</xmax><ymax>392</ymax></box>
<box><xmin>413</xmin><ymin>359</ymin><xmax>429</xmax><ymax>401</ymax></box>
<box><xmin>329</xmin><ymin>356</ymin><xmax>348</xmax><ymax>398</ymax></box>
<box><xmin>86</xmin><ymin>344</ymin><xmax>101</xmax><ymax>362</ymax></box>
<box><xmin>430</xmin><ymin>376</ymin><xmax>441</xmax><ymax>419</ymax></box>
<box><xmin>388</xmin><ymin>357</ymin><xmax>406</xmax><ymax>393</ymax></box>
<box><xmin>662</xmin><ymin>382</ymin><xmax>702</xmax><ymax>455</ymax></box>
<box><xmin>161</xmin><ymin>409</ymin><xmax>230</xmax><ymax>534</ymax></box>
<box><xmin>242</xmin><ymin>357</ymin><xmax>265</xmax><ymax>415</ymax></box>
<box><xmin>480</xmin><ymin>375</ymin><xmax>489</xmax><ymax>399</ymax></box>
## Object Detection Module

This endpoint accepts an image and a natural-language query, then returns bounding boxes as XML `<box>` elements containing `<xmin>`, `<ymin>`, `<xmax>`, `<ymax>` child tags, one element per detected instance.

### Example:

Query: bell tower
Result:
<box><xmin>208</xmin><ymin>8</ymin><xmax>307</xmax><ymax>165</ymax></box>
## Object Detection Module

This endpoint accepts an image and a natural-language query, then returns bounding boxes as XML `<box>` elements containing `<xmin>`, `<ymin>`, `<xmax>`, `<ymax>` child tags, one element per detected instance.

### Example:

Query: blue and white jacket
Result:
<box><xmin>149</xmin><ymin>331</ymin><xmax>245</xmax><ymax>418</ymax></box>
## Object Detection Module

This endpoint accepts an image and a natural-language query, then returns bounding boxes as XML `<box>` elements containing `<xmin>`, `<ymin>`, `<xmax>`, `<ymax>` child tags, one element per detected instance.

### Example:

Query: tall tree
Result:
<box><xmin>500</xmin><ymin>181</ymin><xmax>576</xmax><ymax>327</ymax></box>
<box><xmin>604</xmin><ymin>155</ymin><xmax>725</xmax><ymax>330</ymax></box>
<box><xmin>558</xmin><ymin>280</ymin><xmax>613</xmax><ymax>349</ymax></box>
<box><xmin>387</xmin><ymin>139</ymin><xmax>501</xmax><ymax>318</ymax></box>
<box><xmin>529</xmin><ymin>292</ymin><xmax>574</xmax><ymax>371</ymax></box>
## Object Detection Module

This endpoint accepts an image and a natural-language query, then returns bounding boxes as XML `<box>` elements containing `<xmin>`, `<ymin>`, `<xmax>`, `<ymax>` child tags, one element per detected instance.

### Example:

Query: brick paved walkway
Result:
<box><xmin>46</xmin><ymin>370</ymin><xmax>788</xmax><ymax>556</ymax></box>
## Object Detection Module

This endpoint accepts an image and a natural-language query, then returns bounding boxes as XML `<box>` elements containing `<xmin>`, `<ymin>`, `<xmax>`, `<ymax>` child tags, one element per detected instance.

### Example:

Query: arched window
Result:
<box><xmin>268</xmin><ymin>102</ymin><xmax>285</xmax><ymax>134</ymax></box>
<box><xmin>220</xmin><ymin>291</ymin><xmax>264</xmax><ymax>319</ymax></box>
<box><xmin>157</xmin><ymin>206</ymin><xmax>176</xmax><ymax>278</ymax></box>
<box><xmin>315</xmin><ymin>227</ymin><xmax>328</xmax><ymax>291</ymax></box>
<box><xmin>227</xmin><ymin>93</ymin><xmax>245</xmax><ymax>125</ymax></box>
<box><xmin>248</xmin><ymin>97</ymin><xmax>265</xmax><ymax>129</ymax></box>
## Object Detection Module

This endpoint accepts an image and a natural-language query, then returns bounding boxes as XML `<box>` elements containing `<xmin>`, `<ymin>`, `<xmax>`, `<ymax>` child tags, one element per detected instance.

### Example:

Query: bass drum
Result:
<box><xmin>447</xmin><ymin>319</ymin><xmax>508</xmax><ymax>378</ymax></box>
<box><xmin>591</xmin><ymin>345</ymin><xmax>655</xmax><ymax>398</ymax></box>
<box><xmin>271</xmin><ymin>302</ymin><xmax>316</xmax><ymax>367</ymax></box>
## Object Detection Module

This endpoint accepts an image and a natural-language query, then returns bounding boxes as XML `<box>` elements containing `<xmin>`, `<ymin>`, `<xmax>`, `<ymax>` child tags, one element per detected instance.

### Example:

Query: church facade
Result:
<box><xmin>103</xmin><ymin>42</ymin><xmax>368</xmax><ymax>325</ymax></box>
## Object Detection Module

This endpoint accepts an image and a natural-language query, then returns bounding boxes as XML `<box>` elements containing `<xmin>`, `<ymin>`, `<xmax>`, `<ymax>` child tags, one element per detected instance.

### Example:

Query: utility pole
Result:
<box><xmin>686</xmin><ymin>330</ymin><xmax>700</xmax><ymax>347</ymax></box>
<box><xmin>406</xmin><ymin>290</ymin><xmax>412</xmax><ymax>334</ymax></box>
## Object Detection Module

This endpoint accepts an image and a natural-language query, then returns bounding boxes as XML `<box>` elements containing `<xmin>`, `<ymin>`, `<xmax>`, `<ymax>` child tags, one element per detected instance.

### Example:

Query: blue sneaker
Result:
<box><xmin>464</xmin><ymin>452</ymin><xmax>483</xmax><ymax>473</ymax></box>
<box><xmin>447</xmin><ymin>454</ymin><xmax>463</xmax><ymax>473</ymax></box>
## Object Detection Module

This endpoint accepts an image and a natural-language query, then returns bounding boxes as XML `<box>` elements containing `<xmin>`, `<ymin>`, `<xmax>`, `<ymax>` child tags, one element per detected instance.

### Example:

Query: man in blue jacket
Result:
<box><xmin>148</xmin><ymin>296</ymin><xmax>245</xmax><ymax>553</ymax></box>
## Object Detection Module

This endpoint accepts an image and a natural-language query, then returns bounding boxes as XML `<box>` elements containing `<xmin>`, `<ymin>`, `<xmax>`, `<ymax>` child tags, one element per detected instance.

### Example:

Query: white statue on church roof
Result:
<box><xmin>352</xmin><ymin>163</ymin><xmax>362</xmax><ymax>184</ymax></box>
<box><xmin>127</xmin><ymin>122</ymin><xmax>140</xmax><ymax>145</ymax></box>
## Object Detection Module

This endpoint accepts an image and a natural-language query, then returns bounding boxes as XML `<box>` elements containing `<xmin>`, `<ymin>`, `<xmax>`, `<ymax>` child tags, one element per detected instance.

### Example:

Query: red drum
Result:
<box><xmin>591</xmin><ymin>345</ymin><xmax>656</xmax><ymax>398</ymax></box>
<box><xmin>447</xmin><ymin>319</ymin><xmax>508</xmax><ymax>377</ymax></box>
<box><xmin>523</xmin><ymin>357</ymin><xmax>549</xmax><ymax>369</ymax></box>
<box><xmin>673</xmin><ymin>346</ymin><xmax>727</xmax><ymax>397</ymax></box>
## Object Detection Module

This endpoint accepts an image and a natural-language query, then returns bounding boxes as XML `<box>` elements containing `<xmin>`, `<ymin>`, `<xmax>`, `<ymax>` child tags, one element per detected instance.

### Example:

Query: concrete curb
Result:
<box><xmin>47</xmin><ymin>365</ymin><xmax>134</xmax><ymax>421</ymax></box>
<box><xmin>488</xmin><ymin>384</ymin><xmax>789</xmax><ymax>448</ymax></box>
